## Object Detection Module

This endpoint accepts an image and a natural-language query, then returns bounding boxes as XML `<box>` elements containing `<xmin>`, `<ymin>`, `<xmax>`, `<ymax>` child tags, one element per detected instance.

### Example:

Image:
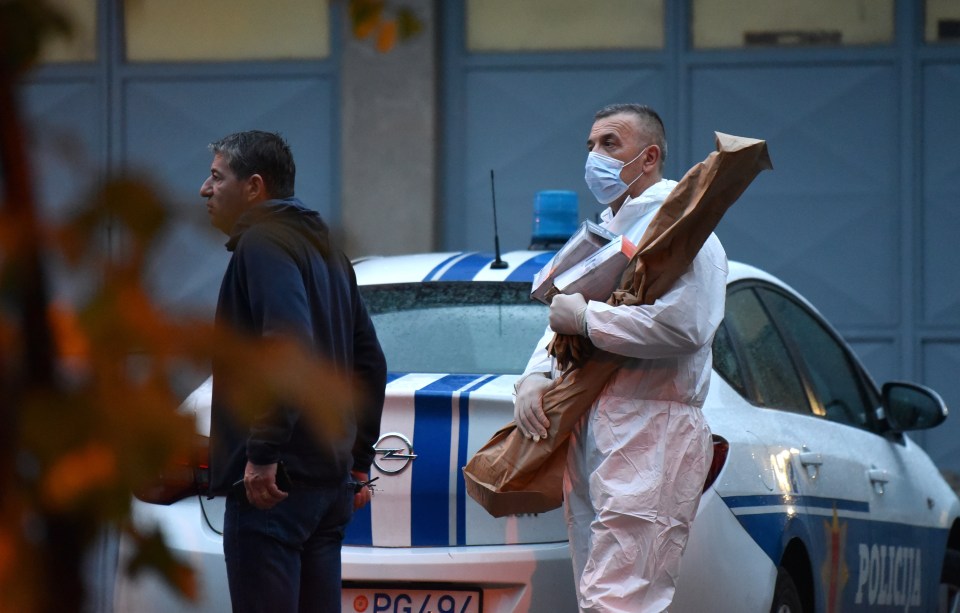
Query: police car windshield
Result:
<box><xmin>360</xmin><ymin>282</ymin><xmax>548</xmax><ymax>375</ymax></box>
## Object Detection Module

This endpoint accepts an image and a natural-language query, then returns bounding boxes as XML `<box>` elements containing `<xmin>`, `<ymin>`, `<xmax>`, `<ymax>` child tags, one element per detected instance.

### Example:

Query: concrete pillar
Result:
<box><xmin>340</xmin><ymin>0</ymin><xmax>438</xmax><ymax>258</ymax></box>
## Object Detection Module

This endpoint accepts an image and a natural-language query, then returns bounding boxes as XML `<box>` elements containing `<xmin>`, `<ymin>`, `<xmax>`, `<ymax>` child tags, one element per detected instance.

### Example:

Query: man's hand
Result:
<box><xmin>243</xmin><ymin>461</ymin><xmax>289</xmax><ymax>510</ymax></box>
<box><xmin>514</xmin><ymin>372</ymin><xmax>553</xmax><ymax>441</ymax></box>
<box><xmin>351</xmin><ymin>469</ymin><xmax>373</xmax><ymax>511</ymax></box>
<box><xmin>549</xmin><ymin>293</ymin><xmax>588</xmax><ymax>336</ymax></box>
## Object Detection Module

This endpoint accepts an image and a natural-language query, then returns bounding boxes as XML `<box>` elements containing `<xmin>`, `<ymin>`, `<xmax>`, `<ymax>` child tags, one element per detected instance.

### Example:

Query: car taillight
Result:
<box><xmin>133</xmin><ymin>434</ymin><xmax>210</xmax><ymax>505</ymax></box>
<box><xmin>702</xmin><ymin>435</ymin><xmax>729</xmax><ymax>492</ymax></box>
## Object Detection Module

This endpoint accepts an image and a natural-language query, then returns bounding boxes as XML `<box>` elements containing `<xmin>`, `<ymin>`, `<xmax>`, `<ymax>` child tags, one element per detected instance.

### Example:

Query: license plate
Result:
<box><xmin>342</xmin><ymin>587</ymin><xmax>481</xmax><ymax>613</ymax></box>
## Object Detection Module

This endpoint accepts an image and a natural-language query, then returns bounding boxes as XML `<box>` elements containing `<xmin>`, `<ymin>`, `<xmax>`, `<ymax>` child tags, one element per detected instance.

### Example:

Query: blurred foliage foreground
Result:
<box><xmin>0</xmin><ymin>1</ymin><xmax>404</xmax><ymax>610</ymax></box>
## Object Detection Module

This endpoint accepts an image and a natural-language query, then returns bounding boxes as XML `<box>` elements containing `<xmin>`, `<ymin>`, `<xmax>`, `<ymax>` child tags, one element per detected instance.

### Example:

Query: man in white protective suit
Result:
<box><xmin>513</xmin><ymin>103</ymin><xmax>728</xmax><ymax>612</ymax></box>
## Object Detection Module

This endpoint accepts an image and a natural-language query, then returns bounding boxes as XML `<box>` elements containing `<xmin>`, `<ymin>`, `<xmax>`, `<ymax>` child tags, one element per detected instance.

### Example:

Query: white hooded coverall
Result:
<box><xmin>522</xmin><ymin>179</ymin><xmax>728</xmax><ymax>612</ymax></box>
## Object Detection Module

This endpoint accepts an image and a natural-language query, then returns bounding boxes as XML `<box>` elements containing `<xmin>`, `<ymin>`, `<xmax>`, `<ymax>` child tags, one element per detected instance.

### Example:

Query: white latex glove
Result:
<box><xmin>513</xmin><ymin>372</ymin><xmax>553</xmax><ymax>441</ymax></box>
<box><xmin>549</xmin><ymin>293</ymin><xmax>588</xmax><ymax>336</ymax></box>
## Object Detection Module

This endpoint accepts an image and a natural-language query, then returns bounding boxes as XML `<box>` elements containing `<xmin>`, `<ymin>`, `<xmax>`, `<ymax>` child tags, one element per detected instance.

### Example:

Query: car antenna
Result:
<box><xmin>489</xmin><ymin>169</ymin><xmax>509</xmax><ymax>269</ymax></box>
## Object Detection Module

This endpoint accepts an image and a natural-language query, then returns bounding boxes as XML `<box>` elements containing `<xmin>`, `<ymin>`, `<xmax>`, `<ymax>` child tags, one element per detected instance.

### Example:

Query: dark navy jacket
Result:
<box><xmin>208</xmin><ymin>198</ymin><xmax>386</xmax><ymax>494</ymax></box>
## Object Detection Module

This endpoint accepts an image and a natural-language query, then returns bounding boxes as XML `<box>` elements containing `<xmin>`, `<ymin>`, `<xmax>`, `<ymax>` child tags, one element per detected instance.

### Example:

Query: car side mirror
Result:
<box><xmin>881</xmin><ymin>381</ymin><xmax>948</xmax><ymax>432</ymax></box>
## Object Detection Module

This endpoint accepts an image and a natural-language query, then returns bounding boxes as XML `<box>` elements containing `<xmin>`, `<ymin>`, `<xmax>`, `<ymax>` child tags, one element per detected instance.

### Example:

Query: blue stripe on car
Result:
<box><xmin>342</xmin><ymin>372</ymin><xmax>409</xmax><ymax>545</ymax></box>
<box><xmin>412</xmin><ymin>374</ymin><xmax>488</xmax><ymax>545</ymax></box>
<box><xmin>727</xmin><ymin>509</ymin><xmax>791</xmax><ymax>562</ymax></box>
<box><xmin>724</xmin><ymin>494</ymin><xmax>869</xmax><ymax>513</ymax></box>
<box><xmin>437</xmin><ymin>253</ymin><xmax>495</xmax><ymax>281</ymax></box>
<box><xmin>724</xmin><ymin>498</ymin><xmax>949</xmax><ymax>609</ymax></box>
<box><xmin>456</xmin><ymin>375</ymin><xmax>498</xmax><ymax>545</ymax></box>
<box><xmin>344</xmin><ymin>498</ymin><xmax>372</xmax><ymax>545</ymax></box>
<box><xmin>722</xmin><ymin>493</ymin><xmax>871</xmax><ymax>563</ymax></box>
<box><xmin>505</xmin><ymin>251</ymin><xmax>554</xmax><ymax>283</ymax></box>
<box><xmin>423</xmin><ymin>252</ymin><xmax>466</xmax><ymax>281</ymax></box>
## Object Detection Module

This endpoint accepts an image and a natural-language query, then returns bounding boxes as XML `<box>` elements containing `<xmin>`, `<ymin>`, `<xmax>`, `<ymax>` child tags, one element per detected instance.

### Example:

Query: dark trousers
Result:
<box><xmin>223</xmin><ymin>483</ymin><xmax>354</xmax><ymax>613</ymax></box>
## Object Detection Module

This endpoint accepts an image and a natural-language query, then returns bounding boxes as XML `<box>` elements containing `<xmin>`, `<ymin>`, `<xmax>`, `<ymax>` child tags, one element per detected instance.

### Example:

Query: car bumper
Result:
<box><xmin>343</xmin><ymin>542</ymin><xmax>576</xmax><ymax>612</ymax></box>
<box><xmin>113</xmin><ymin>497</ymin><xmax>577</xmax><ymax>613</ymax></box>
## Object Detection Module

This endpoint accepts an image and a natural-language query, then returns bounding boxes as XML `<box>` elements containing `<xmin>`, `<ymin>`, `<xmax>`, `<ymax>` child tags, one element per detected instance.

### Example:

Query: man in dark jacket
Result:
<box><xmin>200</xmin><ymin>130</ymin><xmax>386</xmax><ymax>613</ymax></box>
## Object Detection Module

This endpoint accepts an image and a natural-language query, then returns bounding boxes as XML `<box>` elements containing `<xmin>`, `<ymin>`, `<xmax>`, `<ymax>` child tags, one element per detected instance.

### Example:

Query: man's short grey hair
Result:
<box><xmin>594</xmin><ymin>104</ymin><xmax>667</xmax><ymax>169</ymax></box>
<box><xmin>209</xmin><ymin>130</ymin><xmax>296</xmax><ymax>199</ymax></box>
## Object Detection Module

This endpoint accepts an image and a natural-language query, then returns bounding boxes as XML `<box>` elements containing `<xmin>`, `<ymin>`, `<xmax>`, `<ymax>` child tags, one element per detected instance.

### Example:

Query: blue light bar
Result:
<box><xmin>531</xmin><ymin>190</ymin><xmax>577</xmax><ymax>247</ymax></box>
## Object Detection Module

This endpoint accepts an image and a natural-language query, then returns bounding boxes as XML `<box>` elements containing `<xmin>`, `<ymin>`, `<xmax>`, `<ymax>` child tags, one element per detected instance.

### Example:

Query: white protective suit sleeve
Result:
<box><xmin>583</xmin><ymin>235</ymin><xmax>727</xmax><ymax>360</ymax></box>
<box><xmin>520</xmin><ymin>324</ymin><xmax>555</xmax><ymax>378</ymax></box>
<box><xmin>514</xmin><ymin>325</ymin><xmax>555</xmax><ymax>438</ymax></box>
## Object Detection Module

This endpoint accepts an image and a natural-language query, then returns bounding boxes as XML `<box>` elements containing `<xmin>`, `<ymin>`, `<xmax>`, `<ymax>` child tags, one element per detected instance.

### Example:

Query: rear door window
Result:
<box><xmin>756</xmin><ymin>287</ymin><xmax>879</xmax><ymax>431</ymax></box>
<box><xmin>720</xmin><ymin>287</ymin><xmax>810</xmax><ymax>413</ymax></box>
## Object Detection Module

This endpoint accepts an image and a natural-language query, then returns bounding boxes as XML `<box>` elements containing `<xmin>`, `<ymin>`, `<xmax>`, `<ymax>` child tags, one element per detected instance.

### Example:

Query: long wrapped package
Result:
<box><xmin>463</xmin><ymin>132</ymin><xmax>773</xmax><ymax>517</ymax></box>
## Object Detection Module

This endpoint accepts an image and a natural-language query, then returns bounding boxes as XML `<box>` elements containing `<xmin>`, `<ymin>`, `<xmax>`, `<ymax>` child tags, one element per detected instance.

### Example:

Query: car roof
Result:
<box><xmin>353</xmin><ymin>251</ymin><xmax>555</xmax><ymax>285</ymax></box>
<box><xmin>354</xmin><ymin>250</ymin><xmax>799</xmax><ymax>297</ymax></box>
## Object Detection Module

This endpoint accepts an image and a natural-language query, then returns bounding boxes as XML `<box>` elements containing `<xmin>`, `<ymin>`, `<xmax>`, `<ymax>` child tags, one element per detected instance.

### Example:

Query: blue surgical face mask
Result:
<box><xmin>584</xmin><ymin>146</ymin><xmax>649</xmax><ymax>205</ymax></box>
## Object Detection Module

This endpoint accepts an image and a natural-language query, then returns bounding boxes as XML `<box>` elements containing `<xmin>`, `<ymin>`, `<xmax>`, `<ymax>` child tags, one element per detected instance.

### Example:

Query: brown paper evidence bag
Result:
<box><xmin>463</xmin><ymin>132</ymin><xmax>773</xmax><ymax>518</ymax></box>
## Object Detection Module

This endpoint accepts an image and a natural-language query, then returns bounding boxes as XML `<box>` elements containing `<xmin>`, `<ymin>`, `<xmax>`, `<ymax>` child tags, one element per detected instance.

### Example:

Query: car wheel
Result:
<box><xmin>941</xmin><ymin>548</ymin><xmax>960</xmax><ymax>613</ymax></box>
<box><xmin>770</xmin><ymin>566</ymin><xmax>803</xmax><ymax>613</ymax></box>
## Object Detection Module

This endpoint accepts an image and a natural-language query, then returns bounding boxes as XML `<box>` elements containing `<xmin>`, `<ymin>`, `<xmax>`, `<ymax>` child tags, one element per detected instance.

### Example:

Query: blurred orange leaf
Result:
<box><xmin>0</xmin><ymin>528</ymin><xmax>13</xmax><ymax>582</ymax></box>
<box><xmin>354</xmin><ymin>14</ymin><xmax>380</xmax><ymax>39</ymax></box>
<box><xmin>171</xmin><ymin>562</ymin><xmax>199</xmax><ymax>601</ymax></box>
<box><xmin>396</xmin><ymin>7</ymin><xmax>423</xmax><ymax>40</ymax></box>
<box><xmin>57</xmin><ymin>177</ymin><xmax>168</xmax><ymax>270</ymax></box>
<box><xmin>376</xmin><ymin>19</ymin><xmax>398</xmax><ymax>53</ymax></box>
<box><xmin>0</xmin><ymin>0</ymin><xmax>71</xmax><ymax>75</ymax></box>
<box><xmin>215</xmin><ymin>334</ymin><xmax>355</xmax><ymax>439</ymax></box>
<box><xmin>349</xmin><ymin>0</ymin><xmax>383</xmax><ymax>39</ymax></box>
<box><xmin>47</xmin><ymin>301</ymin><xmax>89</xmax><ymax>361</ymax></box>
<box><xmin>99</xmin><ymin>178</ymin><xmax>168</xmax><ymax>248</ymax></box>
<box><xmin>42</xmin><ymin>442</ymin><xmax>117</xmax><ymax>510</ymax></box>
<box><xmin>126</xmin><ymin>527</ymin><xmax>198</xmax><ymax>601</ymax></box>
<box><xmin>347</xmin><ymin>0</ymin><xmax>420</xmax><ymax>49</ymax></box>
<box><xmin>117</xmin><ymin>283</ymin><xmax>170</xmax><ymax>346</ymax></box>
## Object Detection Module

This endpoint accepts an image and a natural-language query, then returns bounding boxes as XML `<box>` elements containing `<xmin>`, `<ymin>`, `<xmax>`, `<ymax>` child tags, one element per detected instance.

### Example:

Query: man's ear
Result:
<box><xmin>642</xmin><ymin>145</ymin><xmax>661</xmax><ymax>173</ymax></box>
<box><xmin>245</xmin><ymin>174</ymin><xmax>269</xmax><ymax>202</ymax></box>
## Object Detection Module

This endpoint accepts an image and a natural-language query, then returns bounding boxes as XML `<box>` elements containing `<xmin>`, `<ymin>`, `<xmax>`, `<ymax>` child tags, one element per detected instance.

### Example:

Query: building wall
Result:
<box><xmin>340</xmin><ymin>0</ymin><xmax>439</xmax><ymax>257</ymax></box>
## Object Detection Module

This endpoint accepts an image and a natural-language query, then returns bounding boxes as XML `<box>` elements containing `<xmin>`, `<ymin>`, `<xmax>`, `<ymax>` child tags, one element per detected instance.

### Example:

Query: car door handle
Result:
<box><xmin>868</xmin><ymin>468</ymin><xmax>889</xmax><ymax>495</ymax></box>
<box><xmin>798</xmin><ymin>451</ymin><xmax>822</xmax><ymax>479</ymax></box>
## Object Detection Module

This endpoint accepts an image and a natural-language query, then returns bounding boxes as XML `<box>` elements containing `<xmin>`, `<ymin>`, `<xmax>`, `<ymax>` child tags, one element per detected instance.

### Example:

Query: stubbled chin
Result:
<box><xmin>208</xmin><ymin>214</ymin><xmax>224</xmax><ymax>233</ymax></box>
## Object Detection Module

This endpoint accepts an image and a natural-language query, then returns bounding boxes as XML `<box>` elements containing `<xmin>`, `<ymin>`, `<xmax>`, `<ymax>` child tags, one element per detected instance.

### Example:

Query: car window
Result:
<box><xmin>360</xmin><ymin>282</ymin><xmax>548</xmax><ymax>374</ymax></box>
<box><xmin>756</xmin><ymin>287</ymin><xmax>879</xmax><ymax>431</ymax></box>
<box><xmin>711</xmin><ymin>321</ymin><xmax>749</xmax><ymax>398</ymax></box>
<box><xmin>722</xmin><ymin>287</ymin><xmax>810</xmax><ymax>413</ymax></box>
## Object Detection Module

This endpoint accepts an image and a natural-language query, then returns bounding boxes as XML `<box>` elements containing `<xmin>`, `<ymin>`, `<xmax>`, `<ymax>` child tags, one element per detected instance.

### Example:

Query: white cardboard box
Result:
<box><xmin>552</xmin><ymin>235</ymin><xmax>637</xmax><ymax>302</ymax></box>
<box><xmin>531</xmin><ymin>220</ymin><xmax>616</xmax><ymax>304</ymax></box>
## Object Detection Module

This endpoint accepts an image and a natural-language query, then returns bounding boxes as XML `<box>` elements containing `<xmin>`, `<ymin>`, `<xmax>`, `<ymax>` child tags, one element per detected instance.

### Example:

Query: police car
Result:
<box><xmin>115</xmin><ymin>247</ymin><xmax>960</xmax><ymax>613</ymax></box>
